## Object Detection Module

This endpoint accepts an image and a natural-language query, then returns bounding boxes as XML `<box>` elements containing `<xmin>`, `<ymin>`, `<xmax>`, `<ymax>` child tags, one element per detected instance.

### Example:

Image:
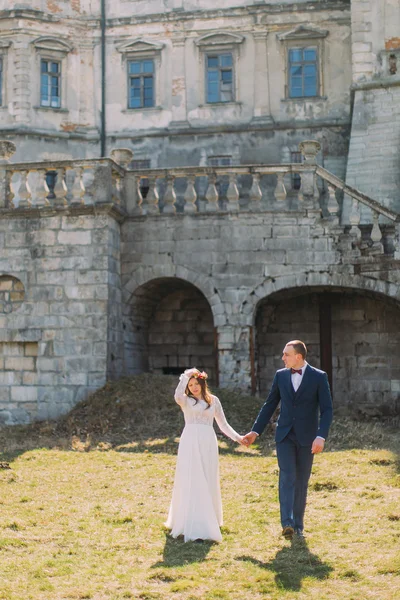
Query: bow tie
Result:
<box><xmin>291</xmin><ymin>368</ymin><xmax>302</xmax><ymax>375</ymax></box>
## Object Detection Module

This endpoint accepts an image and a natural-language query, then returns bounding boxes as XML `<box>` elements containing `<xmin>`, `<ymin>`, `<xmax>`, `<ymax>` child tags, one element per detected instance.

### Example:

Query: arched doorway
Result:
<box><xmin>124</xmin><ymin>277</ymin><xmax>217</xmax><ymax>383</ymax></box>
<box><xmin>255</xmin><ymin>287</ymin><xmax>400</xmax><ymax>415</ymax></box>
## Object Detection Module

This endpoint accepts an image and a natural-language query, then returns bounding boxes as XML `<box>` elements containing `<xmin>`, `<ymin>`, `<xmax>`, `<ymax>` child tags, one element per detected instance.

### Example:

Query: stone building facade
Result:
<box><xmin>0</xmin><ymin>0</ymin><xmax>399</xmax><ymax>424</ymax></box>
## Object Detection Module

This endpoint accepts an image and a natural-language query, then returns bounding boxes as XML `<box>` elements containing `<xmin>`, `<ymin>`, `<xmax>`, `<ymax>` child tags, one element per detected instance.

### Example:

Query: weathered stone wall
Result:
<box><xmin>256</xmin><ymin>294</ymin><xmax>321</xmax><ymax>394</ymax></box>
<box><xmin>121</xmin><ymin>209</ymin><xmax>400</xmax><ymax>402</ymax></box>
<box><xmin>345</xmin><ymin>0</ymin><xmax>400</xmax><ymax>218</ymax></box>
<box><xmin>0</xmin><ymin>210</ymin><xmax>121</xmax><ymax>424</ymax></box>
<box><xmin>148</xmin><ymin>288</ymin><xmax>216</xmax><ymax>382</ymax></box>
<box><xmin>0</xmin><ymin>1</ymin><xmax>351</xmax><ymax>180</ymax></box>
<box><xmin>256</xmin><ymin>291</ymin><xmax>400</xmax><ymax>414</ymax></box>
<box><xmin>332</xmin><ymin>293</ymin><xmax>400</xmax><ymax>414</ymax></box>
<box><xmin>345</xmin><ymin>87</ymin><xmax>400</xmax><ymax>220</ymax></box>
<box><xmin>350</xmin><ymin>0</ymin><xmax>400</xmax><ymax>83</ymax></box>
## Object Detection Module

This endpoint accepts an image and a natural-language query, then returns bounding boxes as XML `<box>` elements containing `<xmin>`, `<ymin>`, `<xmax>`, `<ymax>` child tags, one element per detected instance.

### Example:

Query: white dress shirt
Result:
<box><xmin>291</xmin><ymin>362</ymin><xmax>307</xmax><ymax>392</ymax></box>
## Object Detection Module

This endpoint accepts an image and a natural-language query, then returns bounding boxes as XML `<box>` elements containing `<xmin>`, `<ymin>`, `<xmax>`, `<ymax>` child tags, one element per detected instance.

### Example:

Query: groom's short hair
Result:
<box><xmin>287</xmin><ymin>340</ymin><xmax>307</xmax><ymax>359</ymax></box>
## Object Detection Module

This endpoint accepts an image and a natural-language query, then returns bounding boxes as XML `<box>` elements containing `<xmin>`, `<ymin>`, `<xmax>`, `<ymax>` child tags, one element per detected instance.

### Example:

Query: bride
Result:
<box><xmin>165</xmin><ymin>368</ymin><xmax>244</xmax><ymax>542</ymax></box>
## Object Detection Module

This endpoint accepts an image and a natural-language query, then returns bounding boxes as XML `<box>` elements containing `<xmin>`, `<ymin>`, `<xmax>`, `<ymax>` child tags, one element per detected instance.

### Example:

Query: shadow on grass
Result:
<box><xmin>152</xmin><ymin>532</ymin><xmax>214</xmax><ymax>567</ymax></box>
<box><xmin>114</xmin><ymin>436</ymin><xmax>275</xmax><ymax>457</ymax></box>
<box><xmin>237</xmin><ymin>539</ymin><xmax>333</xmax><ymax>591</ymax></box>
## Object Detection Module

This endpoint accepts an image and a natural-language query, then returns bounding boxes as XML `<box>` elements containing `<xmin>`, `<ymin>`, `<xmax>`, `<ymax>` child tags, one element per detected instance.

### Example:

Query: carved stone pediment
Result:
<box><xmin>277</xmin><ymin>26</ymin><xmax>329</xmax><ymax>42</ymax></box>
<box><xmin>195</xmin><ymin>31</ymin><xmax>245</xmax><ymax>48</ymax></box>
<box><xmin>32</xmin><ymin>37</ymin><xmax>73</xmax><ymax>54</ymax></box>
<box><xmin>117</xmin><ymin>39</ymin><xmax>164</xmax><ymax>55</ymax></box>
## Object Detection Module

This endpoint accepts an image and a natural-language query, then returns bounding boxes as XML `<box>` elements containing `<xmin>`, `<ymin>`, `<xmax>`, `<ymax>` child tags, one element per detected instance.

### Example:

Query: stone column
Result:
<box><xmin>0</xmin><ymin>141</ymin><xmax>16</xmax><ymax>209</ymax></box>
<box><xmin>170</xmin><ymin>36</ymin><xmax>189</xmax><ymax>129</ymax></box>
<box><xmin>217</xmin><ymin>325</ymin><xmax>253</xmax><ymax>391</ymax></box>
<box><xmin>110</xmin><ymin>148</ymin><xmax>134</xmax><ymax>212</ymax></box>
<box><xmin>251</xmin><ymin>31</ymin><xmax>273</xmax><ymax>125</ymax></box>
<box><xmin>13</xmin><ymin>39</ymin><xmax>32</xmax><ymax>125</ymax></box>
<box><xmin>299</xmin><ymin>140</ymin><xmax>321</xmax><ymax>211</ymax></box>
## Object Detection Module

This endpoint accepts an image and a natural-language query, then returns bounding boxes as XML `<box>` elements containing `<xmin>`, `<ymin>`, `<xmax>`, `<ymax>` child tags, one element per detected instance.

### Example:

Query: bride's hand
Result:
<box><xmin>184</xmin><ymin>367</ymin><xmax>198</xmax><ymax>377</ymax></box>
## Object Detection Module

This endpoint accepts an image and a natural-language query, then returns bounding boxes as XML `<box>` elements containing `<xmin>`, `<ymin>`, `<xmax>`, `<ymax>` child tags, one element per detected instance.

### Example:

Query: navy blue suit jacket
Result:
<box><xmin>252</xmin><ymin>365</ymin><xmax>333</xmax><ymax>446</ymax></box>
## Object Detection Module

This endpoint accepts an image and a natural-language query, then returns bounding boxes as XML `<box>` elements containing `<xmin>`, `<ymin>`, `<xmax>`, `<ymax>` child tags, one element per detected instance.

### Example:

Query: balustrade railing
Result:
<box><xmin>1</xmin><ymin>156</ymin><xmax>124</xmax><ymax>211</ymax></box>
<box><xmin>1</xmin><ymin>140</ymin><xmax>399</xmax><ymax>257</ymax></box>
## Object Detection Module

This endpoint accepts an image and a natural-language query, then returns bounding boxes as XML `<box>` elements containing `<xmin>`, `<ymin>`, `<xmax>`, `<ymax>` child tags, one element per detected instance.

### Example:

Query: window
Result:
<box><xmin>208</xmin><ymin>156</ymin><xmax>232</xmax><ymax>167</ymax></box>
<box><xmin>206</xmin><ymin>54</ymin><xmax>233</xmax><ymax>103</ymax></box>
<box><xmin>128</xmin><ymin>60</ymin><xmax>154</xmax><ymax>109</ymax></box>
<box><xmin>0</xmin><ymin>58</ymin><xmax>2</xmax><ymax>106</ymax></box>
<box><xmin>131</xmin><ymin>159</ymin><xmax>151</xmax><ymax>169</ymax></box>
<box><xmin>278</xmin><ymin>26</ymin><xmax>328</xmax><ymax>100</ymax></box>
<box><xmin>40</xmin><ymin>59</ymin><xmax>61</xmax><ymax>107</ymax></box>
<box><xmin>288</xmin><ymin>47</ymin><xmax>318</xmax><ymax>98</ymax></box>
<box><xmin>291</xmin><ymin>151</ymin><xmax>302</xmax><ymax>190</ymax></box>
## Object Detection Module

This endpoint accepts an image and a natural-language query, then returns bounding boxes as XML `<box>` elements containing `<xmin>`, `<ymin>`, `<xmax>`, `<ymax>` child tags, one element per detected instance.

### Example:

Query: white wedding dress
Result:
<box><xmin>165</xmin><ymin>373</ymin><xmax>242</xmax><ymax>542</ymax></box>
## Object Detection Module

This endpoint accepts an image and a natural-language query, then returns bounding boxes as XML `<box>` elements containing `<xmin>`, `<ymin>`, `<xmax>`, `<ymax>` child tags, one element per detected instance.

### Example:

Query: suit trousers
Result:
<box><xmin>276</xmin><ymin>429</ymin><xmax>314</xmax><ymax>531</ymax></box>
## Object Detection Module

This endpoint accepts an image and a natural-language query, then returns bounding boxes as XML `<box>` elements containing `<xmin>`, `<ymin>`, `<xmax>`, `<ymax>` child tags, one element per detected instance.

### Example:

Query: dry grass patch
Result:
<box><xmin>0</xmin><ymin>375</ymin><xmax>398</xmax><ymax>599</ymax></box>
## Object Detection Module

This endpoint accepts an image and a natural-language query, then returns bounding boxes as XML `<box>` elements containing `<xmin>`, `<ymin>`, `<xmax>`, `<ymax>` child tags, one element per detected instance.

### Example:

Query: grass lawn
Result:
<box><xmin>0</xmin><ymin>375</ymin><xmax>399</xmax><ymax>599</ymax></box>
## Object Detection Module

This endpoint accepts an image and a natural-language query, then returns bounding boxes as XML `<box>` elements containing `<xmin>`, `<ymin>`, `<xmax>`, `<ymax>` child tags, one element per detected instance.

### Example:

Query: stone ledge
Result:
<box><xmin>0</xmin><ymin>203</ymin><xmax>127</xmax><ymax>224</ymax></box>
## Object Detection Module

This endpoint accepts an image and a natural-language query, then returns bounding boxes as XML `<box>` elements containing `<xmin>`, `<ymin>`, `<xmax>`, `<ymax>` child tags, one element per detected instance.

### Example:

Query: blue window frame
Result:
<box><xmin>128</xmin><ymin>60</ymin><xmax>154</xmax><ymax>109</ymax></box>
<box><xmin>288</xmin><ymin>47</ymin><xmax>318</xmax><ymax>98</ymax></box>
<box><xmin>40</xmin><ymin>59</ymin><xmax>61</xmax><ymax>108</ymax></box>
<box><xmin>206</xmin><ymin>53</ymin><xmax>233</xmax><ymax>103</ymax></box>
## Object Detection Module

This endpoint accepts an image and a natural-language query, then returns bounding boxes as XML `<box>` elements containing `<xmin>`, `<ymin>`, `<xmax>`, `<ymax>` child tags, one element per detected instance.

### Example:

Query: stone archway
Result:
<box><xmin>240</xmin><ymin>272</ymin><xmax>400</xmax><ymax>326</ymax></box>
<box><xmin>123</xmin><ymin>277</ymin><xmax>217</xmax><ymax>383</ymax></box>
<box><xmin>255</xmin><ymin>286</ymin><xmax>400</xmax><ymax>416</ymax></box>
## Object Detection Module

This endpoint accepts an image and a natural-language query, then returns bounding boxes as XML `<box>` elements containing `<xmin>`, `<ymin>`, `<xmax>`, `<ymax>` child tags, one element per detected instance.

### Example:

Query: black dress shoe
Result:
<box><xmin>282</xmin><ymin>526</ymin><xmax>294</xmax><ymax>540</ymax></box>
<box><xmin>294</xmin><ymin>529</ymin><xmax>304</xmax><ymax>538</ymax></box>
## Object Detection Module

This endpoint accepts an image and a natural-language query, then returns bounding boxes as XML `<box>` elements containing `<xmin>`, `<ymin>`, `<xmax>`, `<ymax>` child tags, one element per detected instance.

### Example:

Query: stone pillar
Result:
<box><xmin>217</xmin><ymin>325</ymin><xmax>253</xmax><ymax>391</ymax></box>
<box><xmin>110</xmin><ymin>148</ymin><xmax>134</xmax><ymax>212</ymax></box>
<box><xmin>251</xmin><ymin>31</ymin><xmax>273</xmax><ymax>124</ymax></box>
<box><xmin>0</xmin><ymin>141</ymin><xmax>16</xmax><ymax>209</ymax></box>
<box><xmin>170</xmin><ymin>36</ymin><xmax>189</xmax><ymax>129</ymax></box>
<box><xmin>13</xmin><ymin>39</ymin><xmax>32</xmax><ymax>124</ymax></box>
<box><xmin>299</xmin><ymin>140</ymin><xmax>321</xmax><ymax>211</ymax></box>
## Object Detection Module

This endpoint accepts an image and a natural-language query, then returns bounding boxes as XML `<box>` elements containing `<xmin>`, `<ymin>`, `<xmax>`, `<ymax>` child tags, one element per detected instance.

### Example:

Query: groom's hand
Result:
<box><xmin>242</xmin><ymin>432</ymin><xmax>258</xmax><ymax>447</ymax></box>
<box><xmin>311</xmin><ymin>437</ymin><xmax>325</xmax><ymax>454</ymax></box>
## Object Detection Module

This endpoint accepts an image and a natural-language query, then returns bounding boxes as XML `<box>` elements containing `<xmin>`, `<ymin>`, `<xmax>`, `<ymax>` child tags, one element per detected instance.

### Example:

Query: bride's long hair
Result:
<box><xmin>185</xmin><ymin>375</ymin><xmax>213</xmax><ymax>409</ymax></box>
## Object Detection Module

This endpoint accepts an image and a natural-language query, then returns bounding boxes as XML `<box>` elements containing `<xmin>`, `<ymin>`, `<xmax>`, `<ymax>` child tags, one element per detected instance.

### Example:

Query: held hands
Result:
<box><xmin>311</xmin><ymin>437</ymin><xmax>325</xmax><ymax>454</ymax></box>
<box><xmin>241</xmin><ymin>431</ymin><xmax>258</xmax><ymax>447</ymax></box>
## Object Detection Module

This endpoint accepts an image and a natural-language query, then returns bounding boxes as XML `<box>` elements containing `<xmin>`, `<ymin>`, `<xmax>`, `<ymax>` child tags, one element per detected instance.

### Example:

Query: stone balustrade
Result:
<box><xmin>1</xmin><ymin>139</ymin><xmax>399</xmax><ymax>256</ymax></box>
<box><xmin>0</xmin><ymin>140</ymin><xmax>124</xmax><ymax>212</ymax></box>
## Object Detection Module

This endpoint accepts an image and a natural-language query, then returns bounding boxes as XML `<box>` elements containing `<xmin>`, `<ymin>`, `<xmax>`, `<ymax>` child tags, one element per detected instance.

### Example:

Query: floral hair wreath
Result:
<box><xmin>193</xmin><ymin>371</ymin><xmax>208</xmax><ymax>380</ymax></box>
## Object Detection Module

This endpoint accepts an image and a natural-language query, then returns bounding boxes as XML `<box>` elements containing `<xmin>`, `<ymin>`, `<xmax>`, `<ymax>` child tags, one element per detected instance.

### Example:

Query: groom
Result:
<box><xmin>243</xmin><ymin>340</ymin><xmax>333</xmax><ymax>540</ymax></box>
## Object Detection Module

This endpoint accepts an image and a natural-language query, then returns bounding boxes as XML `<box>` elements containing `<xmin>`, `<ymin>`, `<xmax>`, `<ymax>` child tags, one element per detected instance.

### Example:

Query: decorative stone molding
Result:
<box><xmin>110</xmin><ymin>148</ymin><xmax>134</xmax><ymax>168</ymax></box>
<box><xmin>277</xmin><ymin>26</ymin><xmax>329</xmax><ymax>42</ymax></box>
<box><xmin>299</xmin><ymin>140</ymin><xmax>321</xmax><ymax>164</ymax></box>
<box><xmin>32</xmin><ymin>36</ymin><xmax>73</xmax><ymax>55</ymax></box>
<box><xmin>116</xmin><ymin>39</ymin><xmax>164</xmax><ymax>56</ymax></box>
<box><xmin>195</xmin><ymin>31</ymin><xmax>245</xmax><ymax>48</ymax></box>
<box><xmin>0</xmin><ymin>141</ymin><xmax>16</xmax><ymax>163</ymax></box>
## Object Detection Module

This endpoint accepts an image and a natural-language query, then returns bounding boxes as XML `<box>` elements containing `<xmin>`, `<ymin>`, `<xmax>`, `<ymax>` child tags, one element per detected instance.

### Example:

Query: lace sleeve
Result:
<box><xmin>213</xmin><ymin>396</ymin><xmax>242</xmax><ymax>443</ymax></box>
<box><xmin>174</xmin><ymin>374</ymin><xmax>189</xmax><ymax>407</ymax></box>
